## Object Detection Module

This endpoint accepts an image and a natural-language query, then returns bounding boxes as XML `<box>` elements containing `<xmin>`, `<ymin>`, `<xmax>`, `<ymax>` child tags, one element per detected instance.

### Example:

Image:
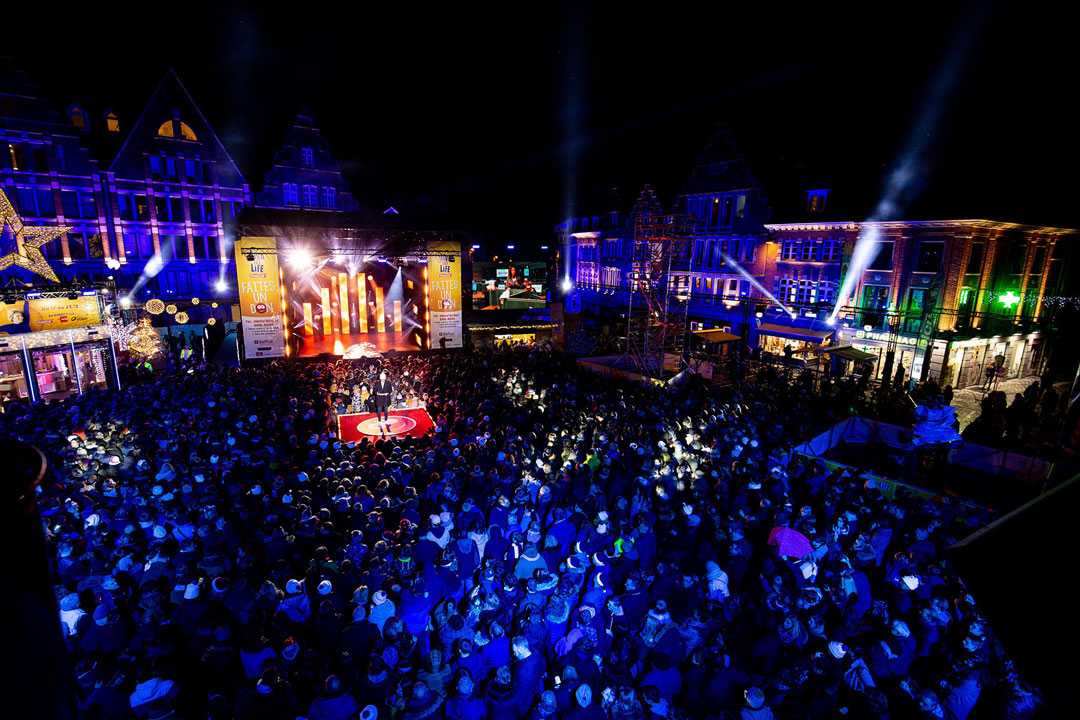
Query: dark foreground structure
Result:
<box><xmin>1</xmin><ymin>348</ymin><xmax>1057</xmax><ymax>719</ymax></box>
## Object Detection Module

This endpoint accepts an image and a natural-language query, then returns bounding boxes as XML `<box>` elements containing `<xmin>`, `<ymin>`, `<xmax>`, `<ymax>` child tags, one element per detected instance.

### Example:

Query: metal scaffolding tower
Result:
<box><xmin>623</xmin><ymin>185</ymin><xmax>692</xmax><ymax>379</ymax></box>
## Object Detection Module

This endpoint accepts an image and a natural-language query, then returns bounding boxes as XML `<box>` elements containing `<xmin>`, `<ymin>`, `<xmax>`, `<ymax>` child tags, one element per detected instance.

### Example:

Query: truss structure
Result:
<box><xmin>623</xmin><ymin>186</ymin><xmax>692</xmax><ymax>379</ymax></box>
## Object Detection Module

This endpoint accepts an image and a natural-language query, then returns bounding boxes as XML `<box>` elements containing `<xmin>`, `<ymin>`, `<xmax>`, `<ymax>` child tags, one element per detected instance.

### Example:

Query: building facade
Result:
<box><xmin>2</xmin><ymin>65</ymin><xmax>359</xmax><ymax>303</ymax></box>
<box><xmin>558</xmin><ymin>130</ymin><xmax>1075</xmax><ymax>387</ymax></box>
<box><xmin>255</xmin><ymin>112</ymin><xmax>358</xmax><ymax>212</ymax></box>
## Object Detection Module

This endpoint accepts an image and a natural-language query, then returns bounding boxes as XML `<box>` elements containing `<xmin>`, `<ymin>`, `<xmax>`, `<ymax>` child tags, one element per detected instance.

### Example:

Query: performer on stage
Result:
<box><xmin>374</xmin><ymin>369</ymin><xmax>393</xmax><ymax>432</ymax></box>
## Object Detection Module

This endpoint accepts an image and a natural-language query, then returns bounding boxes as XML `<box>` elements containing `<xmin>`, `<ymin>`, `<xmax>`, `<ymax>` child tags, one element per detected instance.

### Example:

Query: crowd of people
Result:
<box><xmin>2</xmin><ymin>346</ymin><xmax>1043</xmax><ymax>719</ymax></box>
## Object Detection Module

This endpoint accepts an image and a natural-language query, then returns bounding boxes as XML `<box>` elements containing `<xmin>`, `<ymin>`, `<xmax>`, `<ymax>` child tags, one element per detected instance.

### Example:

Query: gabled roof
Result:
<box><xmin>109</xmin><ymin>68</ymin><xmax>245</xmax><ymax>186</ymax></box>
<box><xmin>682</xmin><ymin>125</ymin><xmax>761</xmax><ymax>195</ymax></box>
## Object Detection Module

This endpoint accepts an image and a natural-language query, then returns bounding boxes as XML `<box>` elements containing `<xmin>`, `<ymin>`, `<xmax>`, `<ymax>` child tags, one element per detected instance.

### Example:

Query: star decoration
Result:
<box><xmin>0</xmin><ymin>188</ymin><xmax>68</xmax><ymax>283</ymax></box>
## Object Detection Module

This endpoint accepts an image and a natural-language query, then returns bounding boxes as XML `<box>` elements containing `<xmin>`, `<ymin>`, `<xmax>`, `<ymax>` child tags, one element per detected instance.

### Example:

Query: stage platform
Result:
<box><xmin>299</xmin><ymin>331</ymin><xmax>419</xmax><ymax>357</ymax></box>
<box><xmin>337</xmin><ymin>407</ymin><xmax>434</xmax><ymax>442</ymax></box>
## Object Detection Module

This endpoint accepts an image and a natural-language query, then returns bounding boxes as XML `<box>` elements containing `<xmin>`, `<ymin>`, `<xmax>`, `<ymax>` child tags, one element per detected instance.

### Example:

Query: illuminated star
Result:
<box><xmin>0</xmin><ymin>188</ymin><xmax>68</xmax><ymax>283</ymax></box>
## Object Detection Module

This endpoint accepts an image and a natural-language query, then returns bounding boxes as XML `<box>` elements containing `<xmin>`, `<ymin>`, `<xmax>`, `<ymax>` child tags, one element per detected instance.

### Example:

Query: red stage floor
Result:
<box><xmin>299</xmin><ymin>331</ymin><xmax>419</xmax><ymax>357</ymax></box>
<box><xmin>337</xmin><ymin>407</ymin><xmax>434</xmax><ymax>442</ymax></box>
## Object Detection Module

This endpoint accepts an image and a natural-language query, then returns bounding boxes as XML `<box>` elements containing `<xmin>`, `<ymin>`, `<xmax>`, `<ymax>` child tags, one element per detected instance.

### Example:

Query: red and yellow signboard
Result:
<box><xmin>28</xmin><ymin>294</ymin><xmax>103</xmax><ymax>332</ymax></box>
<box><xmin>426</xmin><ymin>240</ymin><xmax>462</xmax><ymax>348</ymax></box>
<box><xmin>234</xmin><ymin>236</ymin><xmax>285</xmax><ymax>358</ymax></box>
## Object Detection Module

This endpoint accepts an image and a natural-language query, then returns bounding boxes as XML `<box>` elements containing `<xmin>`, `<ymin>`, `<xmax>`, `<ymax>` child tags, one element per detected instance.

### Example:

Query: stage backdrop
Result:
<box><xmin>235</xmin><ymin>236</ymin><xmax>286</xmax><ymax>359</ymax></box>
<box><xmin>426</xmin><ymin>240</ymin><xmax>462</xmax><ymax>348</ymax></box>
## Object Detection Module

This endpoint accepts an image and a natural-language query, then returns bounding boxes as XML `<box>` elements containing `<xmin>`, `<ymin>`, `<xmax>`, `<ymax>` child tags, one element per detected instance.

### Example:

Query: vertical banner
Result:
<box><xmin>234</xmin><ymin>236</ymin><xmax>285</xmax><ymax>359</ymax></box>
<box><xmin>426</xmin><ymin>240</ymin><xmax>462</xmax><ymax>348</ymax></box>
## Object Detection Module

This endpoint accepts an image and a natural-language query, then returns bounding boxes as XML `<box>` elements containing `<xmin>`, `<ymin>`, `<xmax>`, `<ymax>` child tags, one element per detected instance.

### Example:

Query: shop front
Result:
<box><xmin>942</xmin><ymin>332</ymin><xmax>1043</xmax><ymax>389</ymax></box>
<box><xmin>755</xmin><ymin>322</ymin><xmax>832</xmax><ymax>361</ymax></box>
<box><xmin>0</xmin><ymin>291</ymin><xmax>119</xmax><ymax>407</ymax></box>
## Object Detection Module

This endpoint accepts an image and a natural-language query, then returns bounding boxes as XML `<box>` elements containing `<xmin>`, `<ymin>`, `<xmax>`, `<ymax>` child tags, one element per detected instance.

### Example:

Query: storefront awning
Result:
<box><xmin>822</xmin><ymin>345</ymin><xmax>877</xmax><ymax>362</ymax></box>
<box><xmin>692</xmin><ymin>328</ymin><xmax>741</xmax><ymax>344</ymax></box>
<box><xmin>757</xmin><ymin>323</ymin><xmax>832</xmax><ymax>343</ymax></box>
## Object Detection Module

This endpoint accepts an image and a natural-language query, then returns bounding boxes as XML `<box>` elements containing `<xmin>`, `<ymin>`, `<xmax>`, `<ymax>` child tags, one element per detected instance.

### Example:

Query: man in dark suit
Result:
<box><xmin>374</xmin><ymin>369</ymin><xmax>392</xmax><ymax>432</ymax></box>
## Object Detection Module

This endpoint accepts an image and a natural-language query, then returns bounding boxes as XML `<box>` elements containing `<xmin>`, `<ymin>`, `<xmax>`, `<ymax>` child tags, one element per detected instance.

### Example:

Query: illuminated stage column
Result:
<box><xmin>303</xmin><ymin>302</ymin><xmax>314</xmax><ymax>336</ymax></box>
<box><xmin>357</xmin><ymin>273</ymin><xmax>368</xmax><ymax>332</ymax></box>
<box><xmin>321</xmin><ymin>287</ymin><xmax>333</xmax><ymax>336</ymax></box>
<box><xmin>393</xmin><ymin>300</ymin><xmax>403</xmax><ymax>332</ymax></box>
<box><xmin>338</xmin><ymin>272</ymin><xmax>350</xmax><ymax>334</ymax></box>
<box><xmin>330</xmin><ymin>275</ymin><xmax>341</xmax><ymax>335</ymax></box>
<box><xmin>375</xmin><ymin>285</ymin><xmax>386</xmax><ymax>333</ymax></box>
<box><xmin>349</xmin><ymin>273</ymin><xmax>359</xmax><ymax>333</ymax></box>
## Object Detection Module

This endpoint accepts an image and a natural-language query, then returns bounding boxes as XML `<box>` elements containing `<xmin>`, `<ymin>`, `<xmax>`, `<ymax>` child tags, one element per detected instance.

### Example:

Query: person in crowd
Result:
<box><xmin>0</xmin><ymin>344</ymin><xmax>1036</xmax><ymax>719</ymax></box>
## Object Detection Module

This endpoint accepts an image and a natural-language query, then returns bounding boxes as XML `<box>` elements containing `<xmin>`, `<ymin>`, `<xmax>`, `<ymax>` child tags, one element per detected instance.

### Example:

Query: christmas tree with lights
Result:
<box><xmin>127</xmin><ymin>318</ymin><xmax>164</xmax><ymax>362</ymax></box>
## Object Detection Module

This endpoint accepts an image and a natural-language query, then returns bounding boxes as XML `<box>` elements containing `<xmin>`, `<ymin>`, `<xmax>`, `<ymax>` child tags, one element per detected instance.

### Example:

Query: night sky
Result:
<box><xmin>5</xmin><ymin>1</ymin><xmax>1075</xmax><ymax>245</ymax></box>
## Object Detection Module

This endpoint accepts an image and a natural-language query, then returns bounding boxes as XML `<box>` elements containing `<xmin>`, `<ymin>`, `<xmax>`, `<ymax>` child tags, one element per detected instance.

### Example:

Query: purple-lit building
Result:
<box><xmin>255</xmin><ymin>112</ymin><xmax>357</xmax><ymax>213</ymax></box>
<box><xmin>2</xmin><ymin>64</ymin><xmax>360</xmax><ymax>302</ymax></box>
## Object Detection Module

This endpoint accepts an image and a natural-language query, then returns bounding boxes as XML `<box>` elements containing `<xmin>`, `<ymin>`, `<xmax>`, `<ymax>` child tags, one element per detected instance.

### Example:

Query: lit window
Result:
<box><xmin>70</xmin><ymin>106</ymin><xmax>86</xmax><ymax>129</ymax></box>
<box><xmin>301</xmin><ymin>147</ymin><xmax>314</xmax><ymax>167</ymax></box>
<box><xmin>283</xmin><ymin>183</ymin><xmax>299</xmax><ymax>206</ymax></box>
<box><xmin>302</xmin><ymin>185</ymin><xmax>318</xmax><ymax>207</ymax></box>
<box><xmin>106</xmin><ymin>112</ymin><xmax>120</xmax><ymax>133</ymax></box>
<box><xmin>156</xmin><ymin>120</ymin><xmax>198</xmax><ymax>141</ymax></box>
<box><xmin>321</xmin><ymin>186</ymin><xmax>336</xmax><ymax>209</ymax></box>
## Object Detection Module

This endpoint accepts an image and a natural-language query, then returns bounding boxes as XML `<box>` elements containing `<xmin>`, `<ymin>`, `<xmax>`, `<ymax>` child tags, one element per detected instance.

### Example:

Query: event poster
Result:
<box><xmin>426</xmin><ymin>240</ymin><xmax>462</xmax><ymax>348</ymax></box>
<box><xmin>235</xmin><ymin>236</ymin><xmax>286</xmax><ymax>359</ymax></box>
<box><xmin>27</xmin><ymin>294</ymin><xmax>103</xmax><ymax>332</ymax></box>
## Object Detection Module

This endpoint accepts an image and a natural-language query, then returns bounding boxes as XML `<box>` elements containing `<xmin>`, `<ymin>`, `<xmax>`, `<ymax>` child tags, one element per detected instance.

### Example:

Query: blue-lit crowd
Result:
<box><xmin>1</xmin><ymin>347</ymin><xmax>1041</xmax><ymax>719</ymax></box>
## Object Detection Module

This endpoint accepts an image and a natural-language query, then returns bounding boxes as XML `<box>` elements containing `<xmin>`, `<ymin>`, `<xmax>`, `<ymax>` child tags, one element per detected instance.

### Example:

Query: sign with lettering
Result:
<box><xmin>426</xmin><ymin>240</ymin><xmax>462</xmax><ymax>348</ymax></box>
<box><xmin>235</xmin><ymin>236</ymin><xmax>285</xmax><ymax>358</ymax></box>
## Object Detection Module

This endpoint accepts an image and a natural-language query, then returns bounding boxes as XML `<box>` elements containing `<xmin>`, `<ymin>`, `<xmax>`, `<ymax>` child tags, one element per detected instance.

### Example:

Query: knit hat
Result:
<box><xmin>745</xmin><ymin>686</ymin><xmax>765</xmax><ymax>709</ymax></box>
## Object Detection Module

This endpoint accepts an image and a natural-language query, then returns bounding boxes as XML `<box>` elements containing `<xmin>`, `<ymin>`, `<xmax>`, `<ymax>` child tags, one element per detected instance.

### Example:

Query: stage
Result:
<box><xmin>337</xmin><ymin>407</ymin><xmax>434</xmax><ymax>441</ymax></box>
<box><xmin>298</xmin><ymin>331</ymin><xmax>420</xmax><ymax>357</ymax></box>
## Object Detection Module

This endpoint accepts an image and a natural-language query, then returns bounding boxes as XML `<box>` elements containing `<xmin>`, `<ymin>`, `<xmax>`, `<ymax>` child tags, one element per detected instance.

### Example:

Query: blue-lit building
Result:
<box><xmin>558</xmin><ymin>127</ymin><xmax>1076</xmax><ymax>385</ymax></box>
<box><xmin>2</xmin><ymin>64</ymin><xmax>359</xmax><ymax>302</ymax></box>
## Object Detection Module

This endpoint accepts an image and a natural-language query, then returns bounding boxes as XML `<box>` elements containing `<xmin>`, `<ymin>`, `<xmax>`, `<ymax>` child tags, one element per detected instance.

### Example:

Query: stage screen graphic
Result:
<box><xmin>278</xmin><ymin>240</ymin><xmax>455</xmax><ymax>356</ymax></box>
<box><xmin>471</xmin><ymin>261</ymin><xmax>548</xmax><ymax>310</ymax></box>
<box><xmin>235</xmin><ymin>236</ymin><xmax>286</xmax><ymax>359</ymax></box>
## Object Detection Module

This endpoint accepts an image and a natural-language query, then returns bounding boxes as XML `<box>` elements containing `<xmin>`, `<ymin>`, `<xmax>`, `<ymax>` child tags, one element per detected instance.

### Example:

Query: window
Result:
<box><xmin>777</xmin><ymin>277</ymin><xmax>798</xmax><ymax>304</ymax></box>
<box><xmin>7</xmin><ymin>143</ymin><xmax>22</xmax><ymax>171</ymax></box>
<box><xmin>301</xmin><ymin>147</ymin><xmax>315</xmax><ymax>167</ymax></box>
<box><xmin>283</xmin><ymin>183</ymin><xmax>299</xmax><ymax>206</ymax></box>
<box><xmin>169</xmin><ymin>196</ymin><xmax>184</xmax><ymax>222</ymax></box>
<box><xmin>184</xmin><ymin>158</ymin><xmax>197</xmax><ymax>179</ymax></box>
<box><xmin>1029</xmin><ymin>246</ymin><xmax>1047</xmax><ymax>276</ymax></box>
<box><xmin>165</xmin><ymin>157</ymin><xmax>177</xmax><ymax>178</ymax></box>
<box><xmin>193</xmin><ymin>235</ymin><xmax>208</xmax><ymax>260</ymax></box>
<box><xmin>134</xmin><ymin>195</ymin><xmax>150</xmax><ymax>221</ymax></box>
<box><xmin>966</xmin><ymin>242</ymin><xmax>985</xmax><ymax>274</ymax></box>
<box><xmin>62</xmin><ymin>191</ymin><xmax>95</xmax><ymax>219</ymax></box>
<box><xmin>149</xmin><ymin>155</ymin><xmax>162</xmax><ymax>176</ymax></box>
<box><xmin>35</xmin><ymin>189</ymin><xmax>56</xmax><ymax>217</ymax></box>
<box><xmin>735</xmin><ymin>194</ymin><xmax>747</xmax><ymax>220</ymax></box>
<box><xmin>157</xmin><ymin>120</ymin><xmax>198</xmax><ymax>141</ymax></box>
<box><xmin>321</xmin><ymin>186</ymin><xmax>336</xmax><ymax>209</ymax></box>
<box><xmin>724</xmin><ymin>278</ymin><xmax>740</xmax><ymax>298</ymax></box>
<box><xmin>915</xmin><ymin>241</ymin><xmax>944</xmax><ymax>273</ymax></box>
<box><xmin>818</xmin><ymin>281</ymin><xmax>838</xmax><ymax>305</ymax></box>
<box><xmin>188</xmin><ymin>198</ymin><xmax>203</xmax><ymax>223</ymax></box>
<box><xmin>124</xmin><ymin>230</ymin><xmax>153</xmax><ymax>258</ymax></box>
<box><xmin>710</xmin><ymin>197</ymin><xmax>720</xmax><ymax>226</ymax></box>
<box><xmin>806</xmin><ymin>189</ymin><xmax>829</xmax><ymax>214</ymax></box>
<box><xmin>105</xmin><ymin>112</ymin><xmax>120</xmax><ymax>133</ymax></box>
<box><xmin>860</xmin><ymin>285</ymin><xmax>889</xmax><ymax>327</ymax></box>
<box><xmin>203</xmin><ymin>199</ymin><xmax>216</xmax><ymax>223</ymax></box>
<box><xmin>67</xmin><ymin>232</ymin><xmax>87</xmax><ymax>260</ymax></box>
<box><xmin>70</xmin><ymin>106</ymin><xmax>86</xmax><ymax>129</ymax></box>
<box><xmin>206</xmin><ymin>235</ymin><xmax>220</xmax><ymax>259</ymax></box>
<box><xmin>87</xmin><ymin>233</ymin><xmax>105</xmax><ymax>259</ymax></box>
<box><xmin>905</xmin><ymin>288</ymin><xmax>928</xmax><ymax>333</ymax></box>
<box><xmin>302</xmin><ymin>185</ymin><xmax>318</xmax><ymax>207</ymax></box>
<box><xmin>868</xmin><ymin>241</ymin><xmax>894</xmax><ymax>270</ymax></box>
